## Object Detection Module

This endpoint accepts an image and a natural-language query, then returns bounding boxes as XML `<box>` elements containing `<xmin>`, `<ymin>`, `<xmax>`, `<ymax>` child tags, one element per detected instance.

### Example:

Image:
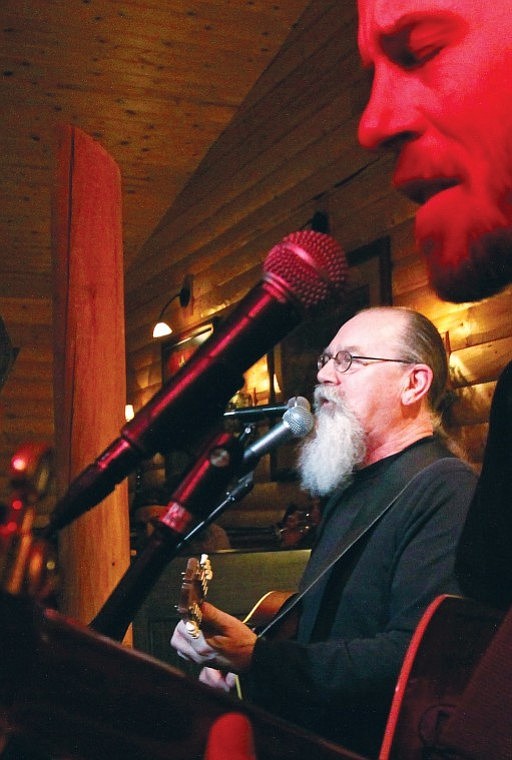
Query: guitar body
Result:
<box><xmin>243</xmin><ymin>589</ymin><xmax>299</xmax><ymax>640</ymax></box>
<box><xmin>380</xmin><ymin>594</ymin><xmax>503</xmax><ymax>760</ymax></box>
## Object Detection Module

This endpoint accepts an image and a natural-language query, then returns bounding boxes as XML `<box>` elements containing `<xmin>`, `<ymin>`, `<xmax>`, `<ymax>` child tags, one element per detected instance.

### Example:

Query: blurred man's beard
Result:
<box><xmin>297</xmin><ymin>386</ymin><xmax>367</xmax><ymax>497</ymax></box>
<box><xmin>422</xmin><ymin>225</ymin><xmax>512</xmax><ymax>303</ymax></box>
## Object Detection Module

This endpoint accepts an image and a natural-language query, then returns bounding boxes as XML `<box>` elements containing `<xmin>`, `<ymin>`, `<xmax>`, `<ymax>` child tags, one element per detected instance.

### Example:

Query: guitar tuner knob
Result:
<box><xmin>185</xmin><ymin>621</ymin><xmax>201</xmax><ymax>638</ymax></box>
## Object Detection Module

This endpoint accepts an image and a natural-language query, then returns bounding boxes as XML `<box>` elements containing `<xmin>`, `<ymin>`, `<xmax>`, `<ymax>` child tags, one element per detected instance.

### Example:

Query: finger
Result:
<box><xmin>199</xmin><ymin>667</ymin><xmax>233</xmax><ymax>692</ymax></box>
<box><xmin>171</xmin><ymin>620</ymin><xmax>208</xmax><ymax>652</ymax></box>
<box><xmin>201</xmin><ymin>603</ymin><xmax>253</xmax><ymax>642</ymax></box>
<box><xmin>170</xmin><ymin>621</ymin><xmax>218</xmax><ymax>664</ymax></box>
<box><xmin>201</xmin><ymin>601</ymin><xmax>233</xmax><ymax>630</ymax></box>
<box><xmin>225</xmin><ymin>672</ymin><xmax>237</xmax><ymax>689</ymax></box>
<box><xmin>170</xmin><ymin>621</ymin><xmax>191</xmax><ymax>651</ymax></box>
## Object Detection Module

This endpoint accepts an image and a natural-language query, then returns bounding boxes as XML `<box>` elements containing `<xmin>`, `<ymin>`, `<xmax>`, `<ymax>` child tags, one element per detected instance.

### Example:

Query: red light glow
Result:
<box><xmin>0</xmin><ymin>521</ymin><xmax>17</xmax><ymax>536</ymax></box>
<box><xmin>11</xmin><ymin>455</ymin><xmax>27</xmax><ymax>472</ymax></box>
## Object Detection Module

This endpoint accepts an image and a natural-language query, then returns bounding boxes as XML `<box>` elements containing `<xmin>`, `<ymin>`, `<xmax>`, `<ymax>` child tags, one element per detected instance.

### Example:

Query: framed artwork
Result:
<box><xmin>160</xmin><ymin>319</ymin><xmax>218</xmax><ymax>480</ymax></box>
<box><xmin>161</xmin><ymin>319</ymin><xmax>217</xmax><ymax>382</ymax></box>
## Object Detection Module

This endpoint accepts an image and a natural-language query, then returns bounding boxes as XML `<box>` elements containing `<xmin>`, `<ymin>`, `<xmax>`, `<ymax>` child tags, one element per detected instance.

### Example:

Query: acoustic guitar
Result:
<box><xmin>379</xmin><ymin>594</ymin><xmax>503</xmax><ymax>760</ymax></box>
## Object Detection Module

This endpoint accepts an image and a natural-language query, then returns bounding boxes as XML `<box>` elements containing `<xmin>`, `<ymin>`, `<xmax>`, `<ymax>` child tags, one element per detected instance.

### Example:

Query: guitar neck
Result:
<box><xmin>177</xmin><ymin>553</ymin><xmax>212</xmax><ymax>637</ymax></box>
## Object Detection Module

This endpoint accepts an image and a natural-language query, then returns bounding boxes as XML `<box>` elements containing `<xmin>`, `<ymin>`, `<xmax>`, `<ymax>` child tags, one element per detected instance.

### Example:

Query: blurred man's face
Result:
<box><xmin>358</xmin><ymin>0</ymin><xmax>512</xmax><ymax>302</ymax></box>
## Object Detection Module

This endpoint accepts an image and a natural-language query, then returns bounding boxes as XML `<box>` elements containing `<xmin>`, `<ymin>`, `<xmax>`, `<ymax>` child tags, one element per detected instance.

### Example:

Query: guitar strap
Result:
<box><xmin>258</xmin><ymin>454</ymin><xmax>454</xmax><ymax>640</ymax></box>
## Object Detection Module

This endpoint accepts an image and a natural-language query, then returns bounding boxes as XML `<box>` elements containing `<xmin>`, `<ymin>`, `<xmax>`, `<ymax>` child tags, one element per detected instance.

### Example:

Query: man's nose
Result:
<box><xmin>358</xmin><ymin>67</ymin><xmax>422</xmax><ymax>151</ymax></box>
<box><xmin>317</xmin><ymin>359</ymin><xmax>338</xmax><ymax>385</ymax></box>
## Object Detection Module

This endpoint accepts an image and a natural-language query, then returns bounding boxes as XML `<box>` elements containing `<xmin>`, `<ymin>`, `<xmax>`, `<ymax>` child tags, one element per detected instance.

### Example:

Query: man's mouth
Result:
<box><xmin>314</xmin><ymin>387</ymin><xmax>342</xmax><ymax>414</ymax></box>
<box><xmin>396</xmin><ymin>177</ymin><xmax>461</xmax><ymax>205</ymax></box>
<box><xmin>314</xmin><ymin>387</ymin><xmax>334</xmax><ymax>408</ymax></box>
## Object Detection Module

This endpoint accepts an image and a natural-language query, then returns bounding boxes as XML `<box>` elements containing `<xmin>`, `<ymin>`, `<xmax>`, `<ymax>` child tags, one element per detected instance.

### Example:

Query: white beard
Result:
<box><xmin>297</xmin><ymin>385</ymin><xmax>367</xmax><ymax>497</ymax></box>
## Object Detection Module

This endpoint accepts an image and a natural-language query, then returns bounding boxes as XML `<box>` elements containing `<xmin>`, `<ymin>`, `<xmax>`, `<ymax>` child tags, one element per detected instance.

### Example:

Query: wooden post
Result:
<box><xmin>52</xmin><ymin>125</ymin><xmax>131</xmax><ymax>637</ymax></box>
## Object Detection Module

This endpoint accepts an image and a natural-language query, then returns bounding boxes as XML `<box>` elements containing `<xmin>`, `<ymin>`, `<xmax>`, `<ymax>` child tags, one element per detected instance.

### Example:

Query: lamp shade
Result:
<box><xmin>152</xmin><ymin>321</ymin><xmax>173</xmax><ymax>338</ymax></box>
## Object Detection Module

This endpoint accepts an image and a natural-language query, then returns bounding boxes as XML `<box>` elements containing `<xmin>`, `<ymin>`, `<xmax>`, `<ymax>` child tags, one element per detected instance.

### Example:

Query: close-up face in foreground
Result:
<box><xmin>357</xmin><ymin>0</ymin><xmax>512</xmax><ymax>302</ymax></box>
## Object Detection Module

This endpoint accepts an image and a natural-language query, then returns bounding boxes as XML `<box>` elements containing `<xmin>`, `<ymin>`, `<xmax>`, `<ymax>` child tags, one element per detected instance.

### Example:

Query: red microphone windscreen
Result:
<box><xmin>263</xmin><ymin>230</ymin><xmax>348</xmax><ymax>309</ymax></box>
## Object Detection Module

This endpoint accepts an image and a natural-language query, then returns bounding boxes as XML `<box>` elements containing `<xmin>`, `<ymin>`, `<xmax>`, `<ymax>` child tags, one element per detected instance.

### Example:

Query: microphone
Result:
<box><xmin>223</xmin><ymin>395</ymin><xmax>310</xmax><ymax>421</ymax></box>
<box><xmin>242</xmin><ymin>404</ymin><xmax>314</xmax><ymax>469</ymax></box>
<box><xmin>45</xmin><ymin>230</ymin><xmax>346</xmax><ymax>536</ymax></box>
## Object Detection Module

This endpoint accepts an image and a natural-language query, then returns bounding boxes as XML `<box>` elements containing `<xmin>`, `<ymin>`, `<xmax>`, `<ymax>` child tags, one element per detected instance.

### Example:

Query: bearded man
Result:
<box><xmin>171</xmin><ymin>306</ymin><xmax>476</xmax><ymax>758</ymax></box>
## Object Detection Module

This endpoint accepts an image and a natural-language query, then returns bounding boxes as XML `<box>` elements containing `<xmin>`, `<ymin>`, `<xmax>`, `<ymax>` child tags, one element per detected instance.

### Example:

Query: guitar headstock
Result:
<box><xmin>177</xmin><ymin>553</ymin><xmax>213</xmax><ymax>638</ymax></box>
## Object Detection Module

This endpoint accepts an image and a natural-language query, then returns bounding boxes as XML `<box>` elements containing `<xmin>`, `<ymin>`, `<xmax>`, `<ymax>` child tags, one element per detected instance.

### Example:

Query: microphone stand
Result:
<box><xmin>175</xmin><ymin>423</ymin><xmax>258</xmax><ymax>547</ymax></box>
<box><xmin>167</xmin><ymin>472</ymin><xmax>255</xmax><ymax>552</ymax></box>
<box><xmin>89</xmin><ymin>430</ymin><xmax>257</xmax><ymax>642</ymax></box>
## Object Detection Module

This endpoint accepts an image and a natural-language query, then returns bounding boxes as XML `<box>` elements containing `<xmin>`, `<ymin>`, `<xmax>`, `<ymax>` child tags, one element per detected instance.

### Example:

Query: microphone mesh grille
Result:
<box><xmin>263</xmin><ymin>230</ymin><xmax>348</xmax><ymax>309</ymax></box>
<box><xmin>283</xmin><ymin>405</ymin><xmax>315</xmax><ymax>437</ymax></box>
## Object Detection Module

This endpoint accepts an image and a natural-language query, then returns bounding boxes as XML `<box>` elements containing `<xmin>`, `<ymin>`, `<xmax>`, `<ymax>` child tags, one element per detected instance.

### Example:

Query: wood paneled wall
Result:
<box><xmin>125</xmin><ymin>0</ymin><xmax>512</xmax><ymax>498</ymax></box>
<box><xmin>3</xmin><ymin>0</ymin><xmax>511</xmax><ymax>524</ymax></box>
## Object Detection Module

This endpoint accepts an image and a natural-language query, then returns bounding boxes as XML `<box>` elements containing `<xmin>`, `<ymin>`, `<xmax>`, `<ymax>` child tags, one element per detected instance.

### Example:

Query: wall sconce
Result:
<box><xmin>152</xmin><ymin>275</ymin><xmax>192</xmax><ymax>338</ymax></box>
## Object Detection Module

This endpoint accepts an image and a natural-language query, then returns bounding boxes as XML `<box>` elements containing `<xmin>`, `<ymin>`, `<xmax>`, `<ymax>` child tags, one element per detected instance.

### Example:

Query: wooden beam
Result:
<box><xmin>52</xmin><ymin>124</ymin><xmax>130</xmax><ymax>634</ymax></box>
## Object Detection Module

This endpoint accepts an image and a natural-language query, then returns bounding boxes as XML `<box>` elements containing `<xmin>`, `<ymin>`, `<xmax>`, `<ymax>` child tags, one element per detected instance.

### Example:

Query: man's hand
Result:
<box><xmin>170</xmin><ymin>601</ymin><xmax>257</xmax><ymax>673</ymax></box>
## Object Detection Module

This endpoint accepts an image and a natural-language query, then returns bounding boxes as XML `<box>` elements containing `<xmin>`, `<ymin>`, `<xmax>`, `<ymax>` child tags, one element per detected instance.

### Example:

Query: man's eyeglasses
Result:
<box><xmin>317</xmin><ymin>350</ymin><xmax>413</xmax><ymax>373</ymax></box>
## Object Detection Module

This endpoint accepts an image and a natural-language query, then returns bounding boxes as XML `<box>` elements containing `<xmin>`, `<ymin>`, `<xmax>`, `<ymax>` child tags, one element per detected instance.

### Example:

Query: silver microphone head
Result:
<box><xmin>282</xmin><ymin>405</ymin><xmax>315</xmax><ymax>438</ymax></box>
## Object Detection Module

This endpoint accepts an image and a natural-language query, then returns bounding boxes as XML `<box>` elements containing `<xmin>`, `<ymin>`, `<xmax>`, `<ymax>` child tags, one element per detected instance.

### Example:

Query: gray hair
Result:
<box><xmin>359</xmin><ymin>306</ymin><xmax>449</xmax><ymax>414</ymax></box>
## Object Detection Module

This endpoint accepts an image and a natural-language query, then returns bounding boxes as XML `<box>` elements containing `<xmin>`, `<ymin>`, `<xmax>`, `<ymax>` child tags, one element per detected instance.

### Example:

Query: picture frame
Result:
<box><xmin>161</xmin><ymin>319</ymin><xmax>218</xmax><ymax>382</ymax></box>
<box><xmin>160</xmin><ymin>319</ymin><xmax>219</xmax><ymax>481</ymax></box>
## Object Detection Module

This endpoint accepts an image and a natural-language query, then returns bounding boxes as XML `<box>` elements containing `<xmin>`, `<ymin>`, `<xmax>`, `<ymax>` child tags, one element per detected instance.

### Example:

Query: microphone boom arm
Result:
<box><xmin>89</xmin><ymin>430</ymin><xmax>245</xmax><ymax>640</ymax></box>
<box><xmin>90</xmin><ymin>403</ymin><xmax>314</xmax><ymax>641</ymax></box>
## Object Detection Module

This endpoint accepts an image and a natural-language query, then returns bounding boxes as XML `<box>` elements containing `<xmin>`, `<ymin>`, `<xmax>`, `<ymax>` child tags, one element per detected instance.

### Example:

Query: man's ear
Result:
<box><xmin>401</xmin><ymin>364</ymin><xmax>433</xmax><ymax>406</ymax></box>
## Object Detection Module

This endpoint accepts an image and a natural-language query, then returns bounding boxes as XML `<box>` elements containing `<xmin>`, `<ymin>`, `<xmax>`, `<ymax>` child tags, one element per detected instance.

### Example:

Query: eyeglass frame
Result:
<box><xmin>317</xmin><ymin>349</ymin><xmax>414</xmax><ymax>373</ymax></box>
